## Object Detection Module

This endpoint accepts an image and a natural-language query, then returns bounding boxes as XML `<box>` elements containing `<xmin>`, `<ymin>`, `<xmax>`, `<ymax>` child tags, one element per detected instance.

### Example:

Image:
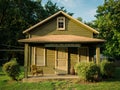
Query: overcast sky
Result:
<box><xmin>42</xmin><ymin>0</ymin><xmax>104</xmax><ymax>22</ymax></box>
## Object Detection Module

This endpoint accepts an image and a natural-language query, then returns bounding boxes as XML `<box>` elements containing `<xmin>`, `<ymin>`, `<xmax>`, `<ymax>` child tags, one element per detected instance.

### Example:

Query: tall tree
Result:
<box><xmin>95</xmin><ymin>0</ymin><xmax>120</xmax><ymax>59</ymax></box>
<box><xmin>0</xmin><ymin>0</ymin><xmax>73</xmax><ymax>63</ymax></box>
<box><xmin>0</xmin><ymin>0</ymin><xmax>42</xmax><ymax>46</ymax></box>
<box><xmin>0</xmin><ymin>0</ymin><xmax>73</xmax><ymax>47</ymax></box>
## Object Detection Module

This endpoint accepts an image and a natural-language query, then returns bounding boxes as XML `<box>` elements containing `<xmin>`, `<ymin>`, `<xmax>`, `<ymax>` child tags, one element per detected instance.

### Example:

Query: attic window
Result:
<box><xmin>57</xmin><ymin>17</ymin><xmax>65</xmax><ymax>30</ymax></box>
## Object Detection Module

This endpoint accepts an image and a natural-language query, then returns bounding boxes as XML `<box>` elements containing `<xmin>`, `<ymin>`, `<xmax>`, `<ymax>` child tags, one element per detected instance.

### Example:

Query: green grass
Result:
<box><xmin>0</xmin><ymin>67</ymin><xmax>120</xmax><ymax>90</ymax></box>
<box><xmin>0</xmin><ymin>81</ymin><xmax>55</xmax><ymax>90</ymax></box>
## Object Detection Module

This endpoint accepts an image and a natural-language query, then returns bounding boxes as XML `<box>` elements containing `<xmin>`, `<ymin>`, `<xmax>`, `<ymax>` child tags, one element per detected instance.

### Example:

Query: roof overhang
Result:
<box><xmin>18</xmin><ymin>35</ymin><xmax>105</xmax><ymax>43</ymax></box>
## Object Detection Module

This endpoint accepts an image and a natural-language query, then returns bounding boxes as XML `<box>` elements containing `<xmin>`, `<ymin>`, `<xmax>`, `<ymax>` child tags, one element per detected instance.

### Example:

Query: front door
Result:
<box><xmin>56</xmin><ymin>47</ymin><xmax>68</xmax><ymax>74</ymax></box>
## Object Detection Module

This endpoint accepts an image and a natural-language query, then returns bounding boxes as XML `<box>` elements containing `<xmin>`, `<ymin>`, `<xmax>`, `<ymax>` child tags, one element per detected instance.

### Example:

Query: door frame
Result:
<box><xmin>55</xmin><ymin>47</ymin><xmax>68</xmax><ymax>74</ymax></box>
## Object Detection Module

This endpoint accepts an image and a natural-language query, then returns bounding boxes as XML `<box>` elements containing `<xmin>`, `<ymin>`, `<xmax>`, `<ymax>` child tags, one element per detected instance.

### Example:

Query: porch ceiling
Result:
<box><xmin>18</xmin><ymin>35</ymin><xmax>105</xmax><ymax>43</ymax></box>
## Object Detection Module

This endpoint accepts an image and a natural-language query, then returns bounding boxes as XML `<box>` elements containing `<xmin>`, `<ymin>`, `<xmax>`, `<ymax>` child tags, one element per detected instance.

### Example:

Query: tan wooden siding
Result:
<box><xmin>69</xmin><ymin>48</ymin><xmax>78</xmax><ymax>72</ymax></box>
<box><xmin>30</xmin><ymin>47</ymin><xmax>55</xmax><ymax>74</ymax></box>
<box><xmin>56</xmin><ymin>47</ymin><xmax>68</xmax><ymax>74</ymax></box>
<box><xmin>79</xmin><ymin>47</ymin><xmax>89</xmax><ymax>62</ymax></box>
<box><xmin>31</xmin><ymin>47</ymin><xmax>45</xmax><ymax>66</ymax></box>
<box><xmin>30</xmin><ymin>47</ymin><xmax>90</xmax><ymax>74</ymax></box>
<box><xmin>43</xmin><ymin>48</ymin><xmax>55</xmax><ymax>74</ymax></box>
<box><xmin>36</xmin><ymin>47</ymin><xmax>45</xmax><ymax>66</ymax></box>
<box><xmin>66</xmin><ymin>18</ymin><xmax>93</xmax><ymax>37</ymax></box>
<box><xmin>31</xmin><ymin>47</ymin><xmax>35</xmax><ymax>65</ymax></box>
<box><xmin>30</xmin><ymin>16</ymin><xmax>93</xmax><ymax>38</ymax></box>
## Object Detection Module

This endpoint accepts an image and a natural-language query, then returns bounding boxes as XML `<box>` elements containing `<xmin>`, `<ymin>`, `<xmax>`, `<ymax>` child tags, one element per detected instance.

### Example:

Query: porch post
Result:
<box><xmin>96</xmin><ymin>45</ymin><xmax>100</xmax><ymax>64</ymax></box>
<box><xmin>24</xmin><ymin>43</ymin><xmax>29</xmax><ymax>78</ymax></box>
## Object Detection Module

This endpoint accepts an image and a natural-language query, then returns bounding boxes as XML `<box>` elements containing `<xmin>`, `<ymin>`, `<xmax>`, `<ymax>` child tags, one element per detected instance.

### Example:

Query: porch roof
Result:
<box><xmin>18</xmin><ymin>35</ymin><xmax>105</xmax><ymax>43</ymax></box>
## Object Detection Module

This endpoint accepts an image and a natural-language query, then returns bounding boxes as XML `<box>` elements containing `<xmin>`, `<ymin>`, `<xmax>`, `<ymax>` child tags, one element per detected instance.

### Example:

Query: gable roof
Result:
<box><xmin>18</xmin><ymin>35</ymin><xmax>105</xmax><ymax>43</ymax></box>
<box><xmin>23</xmin><ymin>11</ymin><xmax>99</xmax><ymax>34</ymax></box>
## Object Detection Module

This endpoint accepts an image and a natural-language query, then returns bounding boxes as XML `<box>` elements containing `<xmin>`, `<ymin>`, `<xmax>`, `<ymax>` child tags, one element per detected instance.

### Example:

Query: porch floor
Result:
<box><xmin>23</xmin><ymin>74</ymin><xmax>79</xmax><ymax>82</ymax></box>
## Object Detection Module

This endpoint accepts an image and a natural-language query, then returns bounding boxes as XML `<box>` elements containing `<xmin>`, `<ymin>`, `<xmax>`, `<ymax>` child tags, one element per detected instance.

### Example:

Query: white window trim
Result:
<box><xmin>33</xmin><ymin>47</ymin><xmax>46</xmax><ymax>66</ymax></box>
<box><xmin>57</xmin><ymin>17</ymin><xmax>65</xmax><ymax>30</ymax></box>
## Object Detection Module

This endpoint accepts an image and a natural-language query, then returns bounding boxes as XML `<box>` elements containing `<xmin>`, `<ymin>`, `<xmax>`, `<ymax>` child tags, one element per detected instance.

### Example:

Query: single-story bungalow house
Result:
<box><xmin>18</xmin><ymin>11</ymin><xmax>105</xmax><ymax>78</ymax></box>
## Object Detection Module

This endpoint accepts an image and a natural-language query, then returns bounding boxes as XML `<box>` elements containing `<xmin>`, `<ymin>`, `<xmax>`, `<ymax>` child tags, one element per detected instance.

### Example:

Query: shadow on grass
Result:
<box><xmin>0</xmin><ymin>74</ymin><xmax>5</xmax><ymax>76</ymax></box>
<box><xmin>1</xmin><ymin>80</ymin><xmax>8</xmax><ymax>83</ymax></box>
<box><xmin>103</xmin><ymin>67</ymin><xmax>120</xmax><ymax>82</ymax></box>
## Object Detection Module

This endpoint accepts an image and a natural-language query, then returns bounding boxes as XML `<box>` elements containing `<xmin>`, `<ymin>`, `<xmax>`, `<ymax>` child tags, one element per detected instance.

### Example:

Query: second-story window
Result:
<box><xmin>57</xmin><ymin>17</ymin><xmax>65</xmax><ymax>30</ymax></box>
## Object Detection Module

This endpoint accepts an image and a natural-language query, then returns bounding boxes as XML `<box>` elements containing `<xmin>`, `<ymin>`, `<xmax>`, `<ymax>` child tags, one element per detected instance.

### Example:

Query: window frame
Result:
<box><xmin>32</xmin><ymin>47</ymin><xmax>46</xmax><ymax>66</ymax></box>
<box><xmin>57</xmin><ymin>17</ymin><xmax>65</xmax><ymax>30</ymax></box>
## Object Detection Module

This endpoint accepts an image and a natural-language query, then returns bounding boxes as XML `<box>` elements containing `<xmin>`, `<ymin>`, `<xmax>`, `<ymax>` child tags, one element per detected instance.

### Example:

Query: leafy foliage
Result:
<box><xmin>95</xmin><ymin>0</ymin><xmax>120</xmax><ymax>59</ymax></box>
<box><xmin>0</xmin><ymin>0</ymin><xmax>73</xmax><ymax>64</ymax></box>
<box><xmin>0</xmin><ymin>0</ymin><xmax>73</xmax><ymax>47</ymax></box>
<box><xmin>2</xmin><ymin>58</ymin><xmax>20</xmax><ymax>81</ymax></box>
<box><xmin>75</xmin><ymin>62</ymin><xmax>100</xmax><ymax>82</ymax></box>
<box><xmin>100</xmin><ymin>60</ymin><xmax>115</xmax><ymax>78</ymax></box>
<box><xmin>77</xmin><ymin>17</ymin><xmax>83</xmax><ymax>22</ymax></box>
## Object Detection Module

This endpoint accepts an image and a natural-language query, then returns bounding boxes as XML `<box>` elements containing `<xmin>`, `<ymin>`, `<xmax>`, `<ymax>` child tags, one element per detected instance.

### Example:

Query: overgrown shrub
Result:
<box><xmin>100</xmin><ymin>60</ymin><xmax>115</xmax><ymax>78</ymax></box>
<box><xmin>75</xmin><ymin>62</ymin><xmax>100</xmax><ymax>82</ymax></box>
<box><xmin>2</xmin><ymin>58</ymin><xmax>20</xmax><ymax>81</ymax></box>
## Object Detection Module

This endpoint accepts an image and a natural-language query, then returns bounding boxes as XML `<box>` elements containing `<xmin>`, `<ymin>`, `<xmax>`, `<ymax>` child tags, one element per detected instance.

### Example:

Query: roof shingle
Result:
<box><xmin>18</xmin><ymin>35</ymin><xmax>105</xmax><ymax>43</ymax></box>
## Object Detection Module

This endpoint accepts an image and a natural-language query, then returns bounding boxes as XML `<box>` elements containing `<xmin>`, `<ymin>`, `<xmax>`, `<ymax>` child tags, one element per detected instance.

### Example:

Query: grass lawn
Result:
<box><xmin>0</xmin><ymin>67</ymin><xmax>120</xmax><ymax>90</ymax></box>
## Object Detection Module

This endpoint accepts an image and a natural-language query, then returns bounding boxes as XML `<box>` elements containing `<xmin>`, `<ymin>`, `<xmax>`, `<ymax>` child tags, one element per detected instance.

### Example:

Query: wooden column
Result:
<box><xmin>28</xmin><ymin>46</ymin><xmax>31</xmax><ymax>73</ymax></box>
<box><xmin>24</xmin><ymin>43</ymin><xmax>29</xmax><ymax>78</ymax></box>
<box><xmin>96</xmin><ymin>46</ymin><xmax>100</xmax><ymax>64</ymax></box>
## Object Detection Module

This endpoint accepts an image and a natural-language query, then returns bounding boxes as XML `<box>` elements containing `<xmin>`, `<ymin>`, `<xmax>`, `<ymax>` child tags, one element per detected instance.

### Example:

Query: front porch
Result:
<box><xmin>23</xmin><ymin>74</ymin><xmax>79</xmax><ymax>82</ymax></box>
<box><xmin>19</xmin><ymin>35</ymin><xmax>105</xmax><ymax>79</ymax></box>
<box><xmin>24</xmin><ymin>44</ymin><xmax>101</xmax><ymax>78</ymax></box>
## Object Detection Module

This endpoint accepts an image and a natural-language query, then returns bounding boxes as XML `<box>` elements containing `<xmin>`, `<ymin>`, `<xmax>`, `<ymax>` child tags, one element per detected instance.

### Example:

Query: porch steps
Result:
<box><xmin>22</xmin><ymin>75</ymin><xmax>79</xmax><ymax>82</ymax></box>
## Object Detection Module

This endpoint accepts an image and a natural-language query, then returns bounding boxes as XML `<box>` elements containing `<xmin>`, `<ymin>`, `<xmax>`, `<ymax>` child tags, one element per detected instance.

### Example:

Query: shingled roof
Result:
<box><xmin>18</xmin><ymin>35</ymin><xmax>105</xmax><ymax>43</ymax></box>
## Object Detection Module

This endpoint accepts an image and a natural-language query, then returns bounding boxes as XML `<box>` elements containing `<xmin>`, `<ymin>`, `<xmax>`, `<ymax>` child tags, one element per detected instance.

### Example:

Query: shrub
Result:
<box><xmin>75</xmin><ymin>62</ymin><xmax>100</xmax><ymax>82</ymax></box>
<box><xmin>100</xmin><ymin>60</ymin><xmax>115</xmax><ymax>78</ymax></box>
<box><xmin>2</xmin><ymin>58</ymin><xmax>20</xmax><ymax>81</ymax></box>
<box><xmin>75</xmin><ymin>62</ymin><xmax>87</xmax><ymax>80</ymax></box>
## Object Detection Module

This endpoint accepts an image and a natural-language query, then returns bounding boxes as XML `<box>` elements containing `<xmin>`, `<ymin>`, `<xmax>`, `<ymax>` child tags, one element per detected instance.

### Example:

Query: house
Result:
<box><xmin>18</xmin><ymin>11</ymin><xmax>105</xmax><ymax>78</ymax></box>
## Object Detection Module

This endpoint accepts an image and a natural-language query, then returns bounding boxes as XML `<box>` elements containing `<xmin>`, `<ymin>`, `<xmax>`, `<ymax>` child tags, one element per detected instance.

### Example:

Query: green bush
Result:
<box><xmin>2</xmin><ymin>58</ymin><xmax>20</xmax><ymax>81</ymax></box>
<box><xmin>75</xmin><ymin>62</ymin><xmax>100</xmax><ymax>82</ymax></box>
<box><xmin>75</xmin><ymin>62</ymin><xmax>87</xmax><ymax>80</ymax></box>
<box><xmin>100</xmin><ymin>60</ymin><xmax>115</xmax><ymax>78</ymax></box>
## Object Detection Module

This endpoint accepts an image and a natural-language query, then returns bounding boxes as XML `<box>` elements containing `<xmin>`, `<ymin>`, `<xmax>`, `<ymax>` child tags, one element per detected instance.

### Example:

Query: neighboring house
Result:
<box><xmin>18</xmin><ymin>11</ymin><xmax>105</xmax><ymax>78</ymax></box>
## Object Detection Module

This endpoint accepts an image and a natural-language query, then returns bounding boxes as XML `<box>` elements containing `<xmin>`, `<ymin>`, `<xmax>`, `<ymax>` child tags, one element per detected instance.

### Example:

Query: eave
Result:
<box><xmin>18</xmin><ymin>35</ymin><xmax>105</xmax><ymax>43</ymax></box>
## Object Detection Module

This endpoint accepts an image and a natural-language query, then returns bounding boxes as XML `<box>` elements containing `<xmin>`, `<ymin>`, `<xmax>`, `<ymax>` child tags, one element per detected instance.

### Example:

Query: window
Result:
<box><xmin>57</xmin><ymin>17</ymin><xmax>65</xmax><ymax>30</ymax></box>
<box><xmin>32</xmin><ymin>47</ymin><xmax>46</xmax><ymax>66</ymax></box>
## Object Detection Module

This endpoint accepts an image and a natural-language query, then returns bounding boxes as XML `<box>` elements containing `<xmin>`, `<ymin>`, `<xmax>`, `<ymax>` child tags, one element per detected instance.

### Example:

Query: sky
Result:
<box><xmin>42</xmin><ymin>0</ymin><xmax>104</xmax><ymax>22</ymax></box>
